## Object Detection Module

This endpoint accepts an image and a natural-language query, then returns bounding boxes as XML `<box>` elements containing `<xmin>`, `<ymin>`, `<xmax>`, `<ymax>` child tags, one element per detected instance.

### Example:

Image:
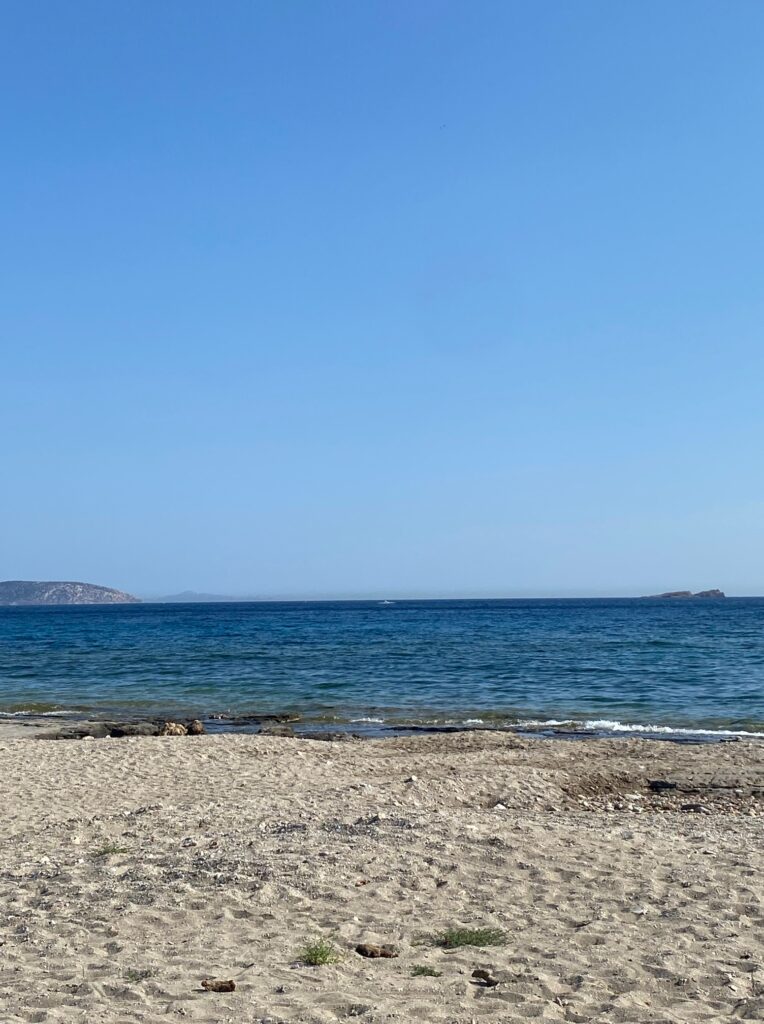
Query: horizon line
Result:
<box><xmin>137</xmin><ymin>590</ymin><xmax>750</xmax><ymax>603</ymax></box>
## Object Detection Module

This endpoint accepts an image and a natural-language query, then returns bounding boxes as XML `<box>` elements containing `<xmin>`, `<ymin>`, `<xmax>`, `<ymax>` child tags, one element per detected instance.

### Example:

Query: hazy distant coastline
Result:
<box><xmin>0</xmin><ymin>585</ymin><xmax>735</xmax><ymax>606</ymax></box>
<box><xmin>149</xmin><ymin>591</ymin><xmax>248</xmax><ymax>603</ymax></box>
<box><xmin>144</xmin><ymin>590</ymin><xmax>732</xmax><ymax>603</ymax></box>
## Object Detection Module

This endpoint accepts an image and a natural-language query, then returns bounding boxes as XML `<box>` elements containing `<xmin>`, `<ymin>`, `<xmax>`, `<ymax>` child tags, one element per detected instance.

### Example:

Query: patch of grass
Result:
<box><xmin>297</xmin><ymin>938</ymin><xmax>343</xmax><ymax>966</ymax></box>
<box><xmin>411</xmin><ymin>965</ymin><xmax>442</xmax><ymax>977</ymax></box>
<box><xmin>94</xmin><ymin>843</ymin><xmax>129</xmax><ymax>857</ymax></box>
<box><xmin>433</xmin><ymin>927</ymin><xmax>506</xmax><ymax>949</ymax></box>
<box><xmin>124</xmin><ymin>968</ymin><xmax>152</xmax><ymax>983</ymax></box>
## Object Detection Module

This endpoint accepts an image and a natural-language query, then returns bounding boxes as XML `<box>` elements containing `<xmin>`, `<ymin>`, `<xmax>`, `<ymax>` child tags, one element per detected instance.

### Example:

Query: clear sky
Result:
<box><xmin>2</xmin><ymin>1</ymin><xmax>764</xmax><ymax>598</ymax></box>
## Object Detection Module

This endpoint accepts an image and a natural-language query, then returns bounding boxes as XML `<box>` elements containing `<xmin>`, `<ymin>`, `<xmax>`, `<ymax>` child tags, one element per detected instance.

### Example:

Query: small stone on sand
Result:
<box><xmin>355</xmin><ymin>943</ymin><xmax>398</xmax><ymax>958</ymax></box>
<box><xmin>471</xmin><ymin>968</ymin><xmax>500</xmax><ymax>987</ymax></box>
<box><xmin>201</xmin><ymin>978</ymin><xmax>236</xmax><ymax>992</ymax></box>
<box><xmin>160</xmin><ymin>722</ymin><xmax>188</xmax><ymax>736</ymax></box>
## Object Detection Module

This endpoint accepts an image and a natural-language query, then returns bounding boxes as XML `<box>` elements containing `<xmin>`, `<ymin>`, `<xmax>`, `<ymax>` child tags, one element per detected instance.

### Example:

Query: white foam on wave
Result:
<box><xmin>582</xmin><ymin>718</ymin><xmax>764</xmax><ymax>738</ymax></box>
<box><xmin>0</xmin><ymin>710</ymin><xmax>71</xmax><ymax>718</ymax></box>
<box><xmin>515</xmin><ymin>717</ymin><xmax>764</xmax><ymax>738</ymax></box>
<box><xmin>349</xmin><ymin>716</ymin><xmax>385</xmax><ymax>724</ymax></box>
<box><xmin>516</xmin><ymin>718</ymin><xmax>574</xmax><ymax>727</ymax></box>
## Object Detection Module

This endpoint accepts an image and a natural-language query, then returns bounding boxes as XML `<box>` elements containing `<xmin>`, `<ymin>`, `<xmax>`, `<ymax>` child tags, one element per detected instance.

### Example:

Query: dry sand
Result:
<box><xmin>1</xmin><ymin>730</ymin><xmax>763</xmax><ymax>1023</ymax></box>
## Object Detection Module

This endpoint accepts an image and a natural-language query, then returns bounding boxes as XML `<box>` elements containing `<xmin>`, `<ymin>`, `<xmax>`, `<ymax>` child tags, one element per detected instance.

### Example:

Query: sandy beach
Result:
<box><xmin>2</xmin><ymin>730</ymin><xmax>763</xmax><ymax>1023</ymax></box>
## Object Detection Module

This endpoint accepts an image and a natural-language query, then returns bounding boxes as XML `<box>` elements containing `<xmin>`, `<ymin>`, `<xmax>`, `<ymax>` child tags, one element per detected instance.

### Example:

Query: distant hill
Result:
<box><xmin>0</xmin><ymin>581</ymin><xmax>140</xmax><ymax>605</ymax></box>
<box><xmin>645</xmin><ymin>589</ymin><xmax>726</xmax><ymax>599</ymax></box>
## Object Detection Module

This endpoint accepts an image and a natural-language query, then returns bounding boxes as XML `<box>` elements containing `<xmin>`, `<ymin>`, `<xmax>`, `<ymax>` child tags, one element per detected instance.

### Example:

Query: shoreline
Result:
<box><xmin>2</xmin><ymin>706</ymin><xmax>763</xmax><ymax>744</ymax></box>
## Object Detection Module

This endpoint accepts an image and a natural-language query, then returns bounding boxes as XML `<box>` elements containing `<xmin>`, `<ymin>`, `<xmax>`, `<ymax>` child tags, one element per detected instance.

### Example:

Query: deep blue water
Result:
<box><xmin>1</xmin><ymin>598</ymin><xmax>763</xmax><ymax>736</ymax></box>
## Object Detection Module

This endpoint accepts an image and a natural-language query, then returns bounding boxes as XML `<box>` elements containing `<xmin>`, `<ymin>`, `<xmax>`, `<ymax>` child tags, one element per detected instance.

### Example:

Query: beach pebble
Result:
<box><xmin>201</xmin><ymin>978</ymin><xmax>235</xmax><ymax>992</ymax></box>
<box><xmin>160</xmin><ymin>722</ymin><xmax>188</xmax><ymax>737</ymax></box>
<box><xmin>472</xmin><ymin>968</ymin><xmax>500</xmax><ymax>987</ymax></box>
<box><xmin>355</xmin><ymin>943</ymin><xmax>398</xmax><ymax>958</ymax></box>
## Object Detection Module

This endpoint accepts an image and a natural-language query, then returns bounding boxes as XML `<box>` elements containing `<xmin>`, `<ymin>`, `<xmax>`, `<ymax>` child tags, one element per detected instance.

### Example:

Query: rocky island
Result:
<box><xmin>0</xmin><ymin>580</ymin><xmax>140</xmax><ymax>605</ymax></box>
<box><xmin>646</xmin><ymin>589</ymin><xmax>726</xmax><ymax>599</ymax></box>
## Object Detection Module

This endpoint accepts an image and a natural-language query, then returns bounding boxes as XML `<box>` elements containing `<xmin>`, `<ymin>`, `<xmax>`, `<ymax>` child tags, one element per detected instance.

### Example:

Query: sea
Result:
<box><xmin>1</xmin><ymin>598</ymin><xmax>763</xmax><ymax>741</ymax></box>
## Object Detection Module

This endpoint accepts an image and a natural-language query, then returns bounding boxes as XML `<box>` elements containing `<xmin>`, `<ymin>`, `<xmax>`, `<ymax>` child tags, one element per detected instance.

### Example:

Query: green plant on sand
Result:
<box><xmin>297</xmin><ymin>938</ymin><xmax>343</xmax><ymax>966</ymax></box>
<box><xmin>411</xmin><ymin>964</ymin><xmax>442</xmax><ymax>977</ymax></box>
<box><xmin>94</xmin><ymin>843</ymin><xmax>129</xmax><ymax>857</ymax></box>
<box><xmin>124</xmin><ymin>968</ymin><xmax>152</xmax><ymax>982</ymax></box>
<box><xmin>433</xmin><ymin>926</ymin><xmax>505</xmax><ymax>949</ymax></box>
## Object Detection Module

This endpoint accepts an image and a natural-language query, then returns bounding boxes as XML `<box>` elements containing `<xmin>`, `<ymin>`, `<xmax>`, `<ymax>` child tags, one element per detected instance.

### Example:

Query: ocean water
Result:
<box><xmin>1</xmin><ymin>598</ymin><xmax>763</xmax><ymax>738</ymax></box>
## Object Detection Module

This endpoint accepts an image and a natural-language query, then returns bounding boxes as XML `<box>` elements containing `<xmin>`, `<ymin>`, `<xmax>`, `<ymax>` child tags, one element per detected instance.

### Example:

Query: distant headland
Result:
<box><xmin>644</xmin><ymin>589</ymin><xmax>725</xmax><ymax>599</ymax></box>
<box><xmin>0</xmin><ymin>581</ymin><xmax>140</xmax><ymax>605</ymax></box>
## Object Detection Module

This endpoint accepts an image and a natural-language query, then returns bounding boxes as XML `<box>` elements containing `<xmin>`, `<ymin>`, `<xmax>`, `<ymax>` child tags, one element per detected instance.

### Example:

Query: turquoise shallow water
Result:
<box><xmin>1</xmin><ymin>598</ymin><xmax>763</xmax><ymax>736</ymax></box>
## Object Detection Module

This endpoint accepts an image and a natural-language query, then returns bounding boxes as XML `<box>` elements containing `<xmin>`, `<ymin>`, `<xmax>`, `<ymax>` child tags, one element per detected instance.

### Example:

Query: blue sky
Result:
<box><xmin>2</xmin><ymin>1</ymin><xmax>764</xmax><ymax>597</ymax></box>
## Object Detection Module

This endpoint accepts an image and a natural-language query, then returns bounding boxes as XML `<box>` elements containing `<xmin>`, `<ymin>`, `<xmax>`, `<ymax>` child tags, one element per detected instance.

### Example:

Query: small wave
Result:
<box><xmin>515</xmin><ymin>717</ymin><xmax>764</xmax><ymax>738</ymax></box>
<box><xmin>515</xmin><ymin>718</ymin><xmax>575</xmax><ymax>727</ymax></box>
<box><xmin>349</xmin><ymin>716</ymin><xmax>385</xmax><ymax>724</ymax></box>
<box><xmin>462</xmin><ymin>718</ymin><xmax>485</xmax><ymax>724</ymax></box>
<box><xmin>582</xmin><ymin>718</ymin><xmax>764</xmax><ymax>738</ymax></box>
<box><xmin>0</xmin><ymin>709</ymin><xmax>72</xmax><ymax>718</ymax></box>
